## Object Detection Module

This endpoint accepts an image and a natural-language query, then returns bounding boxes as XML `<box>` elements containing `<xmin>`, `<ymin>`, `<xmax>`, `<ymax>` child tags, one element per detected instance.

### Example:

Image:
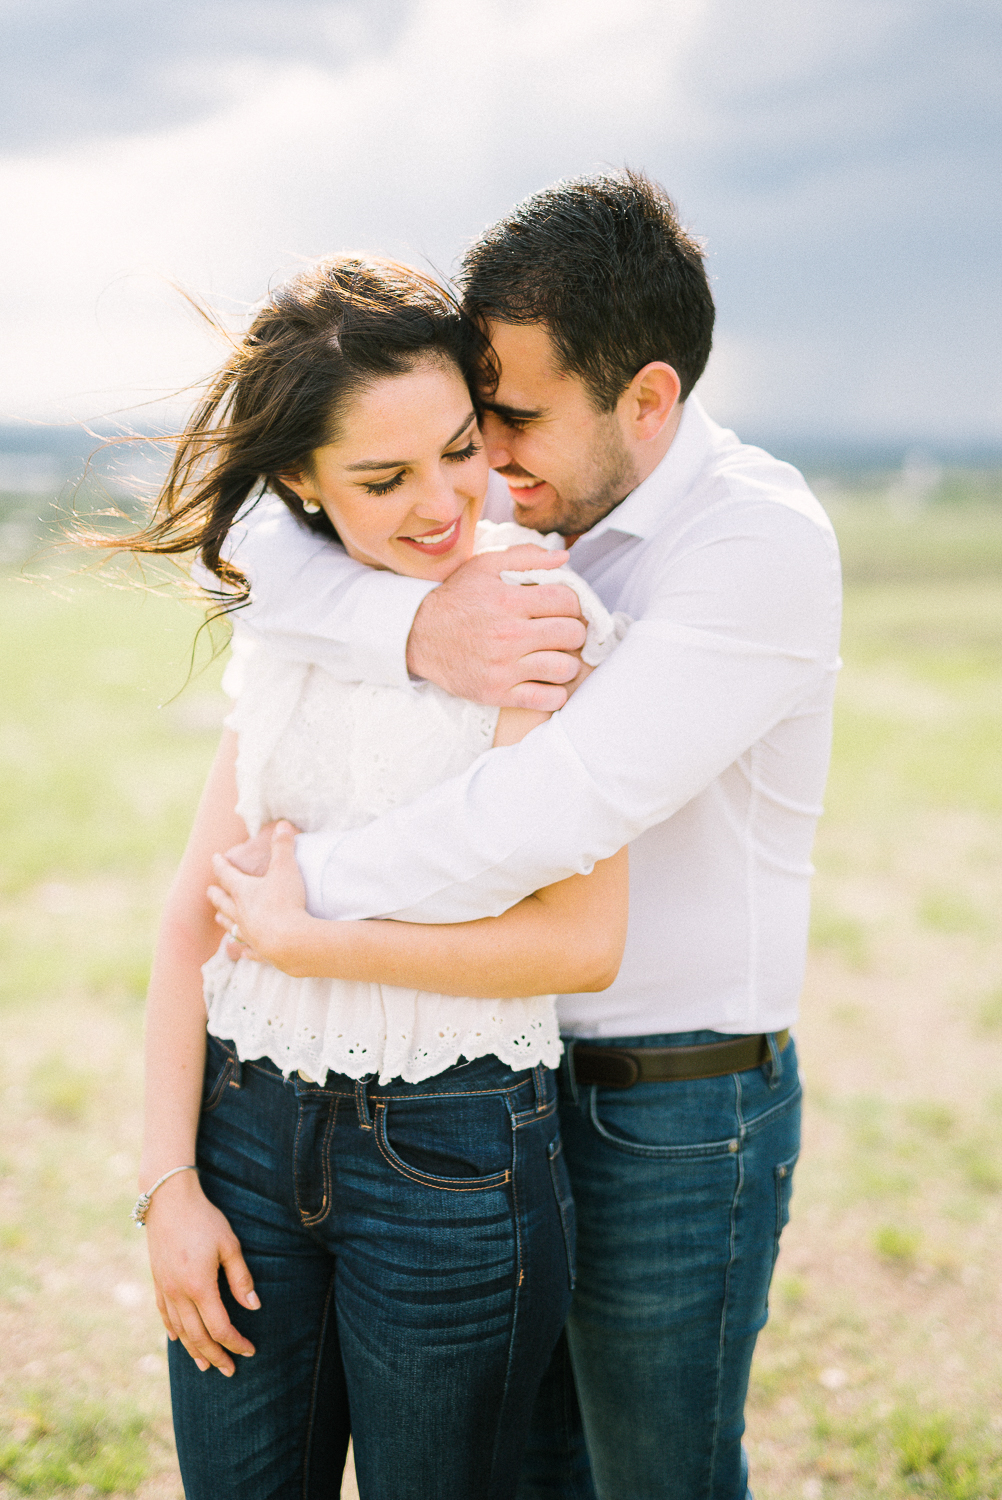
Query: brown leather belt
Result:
<box><xmin>570</xmin><ymin>1030</ymin><xmax>791</xmax><ymax>1089</ymax></box>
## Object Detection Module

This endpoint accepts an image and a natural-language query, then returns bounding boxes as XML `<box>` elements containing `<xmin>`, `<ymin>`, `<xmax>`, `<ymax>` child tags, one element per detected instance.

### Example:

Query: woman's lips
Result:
<box><xmin>398</xmin><ymin>516</ymin><xmax>462</xmax><ymax>556</ymax></box>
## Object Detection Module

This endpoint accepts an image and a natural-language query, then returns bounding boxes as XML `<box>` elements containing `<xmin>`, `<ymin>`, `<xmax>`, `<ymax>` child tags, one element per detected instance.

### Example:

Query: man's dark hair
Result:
<box><xmin>459</xmin><ymin>168</ymin><xmax>715</xmax><ymax>410</ymax></box>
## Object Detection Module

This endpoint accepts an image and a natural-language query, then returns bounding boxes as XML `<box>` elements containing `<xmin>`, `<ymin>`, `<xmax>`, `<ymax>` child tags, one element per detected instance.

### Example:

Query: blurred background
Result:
<box><xmin>1</xmin><ymin>4</ymin><xmax>1000</xmax><ymax>1498</ymax></box>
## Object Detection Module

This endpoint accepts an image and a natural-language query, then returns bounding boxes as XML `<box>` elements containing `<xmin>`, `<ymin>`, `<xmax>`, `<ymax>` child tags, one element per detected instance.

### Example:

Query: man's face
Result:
<box><xmin>478</xmin><ymin>321</ymin><xmax>639</xmax><ymax>537</ymax></box>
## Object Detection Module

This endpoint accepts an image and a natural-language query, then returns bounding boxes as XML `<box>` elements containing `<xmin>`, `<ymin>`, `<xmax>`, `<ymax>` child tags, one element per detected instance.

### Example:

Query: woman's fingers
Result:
<box><xmin>219</xmin><ymin>1239</ymin><xmax>261</xmax><ymax>1312</ymax></box>
<box><xmin>208</xmin><ymin>884</ymin><xmax>237</xmax><ymax>921</ymax></box>
<box><xmin>162</xmin><ymin>1293</ymin><xmax>214</xmax><ymax>1373</ymax></box>
<box><xmin>154</xmin><ymin>1284</ymin><xmax>179</xmax><ymax>1341</ymax></box>
<box><xmin>163</xmin><ymin>1280</ymin><xmax>257</xmax><ymax>1376</ymax></box>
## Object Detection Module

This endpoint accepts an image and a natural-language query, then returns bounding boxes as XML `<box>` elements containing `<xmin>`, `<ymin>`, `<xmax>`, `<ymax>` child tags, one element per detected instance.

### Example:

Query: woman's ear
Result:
<box><xmin>276</xmin><ymin>469</ymin><xmax>324</xmax><ymax>515</ymax></box>
<box><xmin>622</xmin><ymin>362</ymin><xmax>682</xmax><ymax>442</ymax></box>
<box><xmin>276</xmin><ymin>468</ymin><xmax>311</xmax><ymax>503</ymax></box>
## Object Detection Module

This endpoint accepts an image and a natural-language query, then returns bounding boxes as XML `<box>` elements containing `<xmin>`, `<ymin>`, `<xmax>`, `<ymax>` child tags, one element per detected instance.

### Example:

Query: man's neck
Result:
<box><xmin>557</xmin><ymin>399</ymin><xmax>686</xmax><ymax>543</ymax></box>
<box><xmin>634</xmin><ymin>397</ymin><xmax>685</xmax><ymax>489</ymax></box>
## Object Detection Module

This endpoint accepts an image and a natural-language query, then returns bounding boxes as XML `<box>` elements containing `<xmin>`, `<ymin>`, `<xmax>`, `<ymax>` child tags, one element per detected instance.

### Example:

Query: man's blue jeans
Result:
<box><xmin>517</xmin><ymin>1031</ymin><xmax>801</xmax><ymax>1500</ymax></box>
<box><xmin>169</xmin><ymin>1035</ymin><xmax>574</xmax><ymax>1500</ymax></box>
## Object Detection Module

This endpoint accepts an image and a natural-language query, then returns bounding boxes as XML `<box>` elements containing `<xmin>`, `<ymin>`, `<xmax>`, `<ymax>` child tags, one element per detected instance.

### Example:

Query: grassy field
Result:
<box><xmin>1</xmin><ymin>490</ymin><xmax>1001</xmax><ymax>1497</ymax></box>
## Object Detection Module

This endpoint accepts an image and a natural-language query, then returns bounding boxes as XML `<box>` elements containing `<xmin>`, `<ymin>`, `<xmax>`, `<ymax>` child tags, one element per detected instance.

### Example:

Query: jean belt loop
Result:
<box><xmin>764</xmin><ymin>1032</ymin><xmax>783</xmax><ymax>1090</ymax></box>
<box><xmin>354</xmin><ymin>1075</ymin><xmax>374</xmax><ymax>1129</ymax></box>
<box><xmin>560</xmin><ymin>1041</ymin><xmax>580</xmax><ymax>1108</ymax></box>
<box><xmin>228</xmin><ymin>1053</ymin><xmax>243</xmax><ymax>1090</ymax></box>
<box><xmin>531</xmin><ymin>1063</ymin><xmax>549</xmax><ymax>1112</ymax></box>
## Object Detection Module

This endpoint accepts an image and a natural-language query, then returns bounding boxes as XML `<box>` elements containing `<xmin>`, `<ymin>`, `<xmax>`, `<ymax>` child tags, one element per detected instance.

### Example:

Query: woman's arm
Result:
<box><xmin>215</xmin><ymin>824</ymin><xmax>627</xmax><ymax>995</ymax></box>
<box><xmin>141</xmin><ymin>730</ymin><xmax>260</xmax><ymax>1377</ymax></box>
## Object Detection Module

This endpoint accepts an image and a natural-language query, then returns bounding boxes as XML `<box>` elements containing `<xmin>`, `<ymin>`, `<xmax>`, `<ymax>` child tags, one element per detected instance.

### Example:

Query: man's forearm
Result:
<box><xmin>225</xmin><ymin>498</ymin><xmax>434</xmax><ymax>687</ymax></box>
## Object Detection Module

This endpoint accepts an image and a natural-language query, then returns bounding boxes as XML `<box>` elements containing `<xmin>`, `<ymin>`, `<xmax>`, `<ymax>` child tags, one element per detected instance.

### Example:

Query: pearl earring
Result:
<box><xmin>302</xmin><ymin>500</ymin><xmax>322</xmax><ymax>514</ymax></box>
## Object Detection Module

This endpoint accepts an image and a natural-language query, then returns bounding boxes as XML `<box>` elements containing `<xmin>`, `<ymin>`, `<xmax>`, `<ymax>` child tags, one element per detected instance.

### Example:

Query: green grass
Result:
<box><xmin>872</xmin><ymin>1224</ymin><xmax>922</xmax><ymax>1265</ymax></box>
<box><xmin>0</xmin><ymin>1399</ymin><xmax>149</xmax><ymax>1494</ymax></box>
<box><xmin>0</xmin><ymin>570</ymin><xmax>225</xmax><ymax>897</ymax></box>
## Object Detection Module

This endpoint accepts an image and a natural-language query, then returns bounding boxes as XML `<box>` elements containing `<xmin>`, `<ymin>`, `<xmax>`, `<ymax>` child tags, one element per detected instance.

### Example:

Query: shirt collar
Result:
<box><xmin>574</xmin><ymin>395</ymin><xmax>730</xmax><ymax>547</ymax></box>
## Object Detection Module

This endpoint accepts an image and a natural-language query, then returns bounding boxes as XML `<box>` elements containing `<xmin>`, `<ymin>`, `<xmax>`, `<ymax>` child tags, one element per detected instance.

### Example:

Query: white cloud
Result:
<box><xmin>1</xmin><ymin>0</ymin><xmax>998</xmax><ymax>444</ymax></box>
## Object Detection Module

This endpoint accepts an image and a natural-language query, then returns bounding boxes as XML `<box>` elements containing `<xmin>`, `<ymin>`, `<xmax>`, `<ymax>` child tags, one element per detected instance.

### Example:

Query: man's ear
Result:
<box><xmin>622</xmin><ymin>362</ymin><xmax>682</xmax><ymax>442</ymax></box>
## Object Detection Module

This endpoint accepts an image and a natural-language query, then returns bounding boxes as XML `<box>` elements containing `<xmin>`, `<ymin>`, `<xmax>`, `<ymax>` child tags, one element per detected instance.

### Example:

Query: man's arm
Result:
<box><xmin>226</xmin><ymin>487</ymin><xmax>585</xmax><ymax>705</ymax></box>
<box><xmin>294</xmin><ymin>501</ymin><xmax>842</xmax><ymax>923</ymax></box>
<box><xmin>224</xmin><ymin>497</ymin><xmax>436</xmax><ymax>688</ymax></box>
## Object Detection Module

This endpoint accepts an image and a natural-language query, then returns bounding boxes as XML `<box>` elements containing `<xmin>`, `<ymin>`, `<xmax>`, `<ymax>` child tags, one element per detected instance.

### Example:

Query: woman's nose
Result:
<box><xmin>412</xmin><ymin>469</ymin><xmax>465</xmax><ymax>521</ymax></box>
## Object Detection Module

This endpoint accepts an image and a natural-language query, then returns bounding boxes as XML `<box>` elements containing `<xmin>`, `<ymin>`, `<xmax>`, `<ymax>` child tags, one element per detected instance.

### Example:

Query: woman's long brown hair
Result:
<box><xmin>87</xmin><ymin>257</ymin><xmax>494</xmax><ymax>607</ymax></box>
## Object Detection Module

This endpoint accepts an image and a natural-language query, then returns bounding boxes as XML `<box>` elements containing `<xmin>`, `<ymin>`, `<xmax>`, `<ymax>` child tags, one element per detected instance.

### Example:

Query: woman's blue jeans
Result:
<box><xmin>517</xmin><ymin>1031</ymin><xmax>801</xmax><ymax>1500</ymax></box>
<box><xmin>168</xmin><ymin>1035</ymin><xmax>574</xmax><ymax>1500</ymax></box>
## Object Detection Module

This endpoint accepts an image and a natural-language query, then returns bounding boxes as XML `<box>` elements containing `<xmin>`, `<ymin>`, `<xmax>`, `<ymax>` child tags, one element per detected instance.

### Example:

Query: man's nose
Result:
<box><xmin>479</xmin><ymin>412</ymin><xmax>512</xmax><ymax>468</ymax></box>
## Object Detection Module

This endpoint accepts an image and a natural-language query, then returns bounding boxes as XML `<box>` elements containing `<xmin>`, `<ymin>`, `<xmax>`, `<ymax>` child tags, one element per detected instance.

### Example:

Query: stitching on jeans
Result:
<box><xmin>511</xmin><ymin>1099</ymin><xmax>557</xmax><ymax>1130</ymax></box>
<box><xmin>301</xmin><ymin>1268</ymin><xmax>338</xmax><ymax>1500</ymax></box>
<box><xmin>739</xmin><ymin>1081</ymin><xmax>802</xmax><ymax>1138</ymax></box>
<box><xmin>708</xmin><ymin>1072</ymin><xmax>745</xmax><ymax>1496</ymax></box>
<box><xmin>371</xmin><ymin>1103</ymin><xmax>511</xmax><ymax>1193</ymax></box>
<box><xmin>301</xmin><ymin>1099</ymin><xmax>338</xmax><ymax>1228</ymax></box>
<box><xmin>488</xmin><ymin>1111</ymin><xmax>523</xmax><ymax>1489</ymax></box>
<box><xmin>292</xmin><ymin>1104</ymin><xmax>308</xmax><ymax>1222</ymax></box>
<box><xmin>200</xmin><ymin>1056</ymin><xmax>233</xmax><ymax>1115</ymax></box>
<box><xmin>243</xmin><ymin>1055</ymin><xmax>536</xmax><ymax>1101</ymax></box>
<box><xmin>584</xmin><ymin>1074</ymin><xmax>800</xmax><ymax>1160</ymax></box>
<box><xmin>369</xmin><ymin>1082</ymin><xmax>535</xmax><ymax>1101</ymax></box>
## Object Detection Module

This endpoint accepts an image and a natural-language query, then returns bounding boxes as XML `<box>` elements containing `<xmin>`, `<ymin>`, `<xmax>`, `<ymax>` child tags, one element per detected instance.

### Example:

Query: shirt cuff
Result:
<box><xmin>295</xmin><ymin>830</ymin><xmax>342</xmax><ymax>919</ymax></box>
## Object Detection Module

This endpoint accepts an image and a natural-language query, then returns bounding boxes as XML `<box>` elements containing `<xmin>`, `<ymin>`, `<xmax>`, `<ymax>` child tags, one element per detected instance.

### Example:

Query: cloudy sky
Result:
<box><xmin>2</xmin><ymin>0</ymin><xmax>999</xmax><ymax>449</ymax></box>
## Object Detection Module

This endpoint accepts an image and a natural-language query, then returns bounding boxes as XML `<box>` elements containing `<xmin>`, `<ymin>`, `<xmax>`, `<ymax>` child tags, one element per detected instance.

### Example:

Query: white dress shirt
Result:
<box><xmin>227</xmin><ymin>398</ymin><xmax>842</xmax><ymax>1038</ymax></box>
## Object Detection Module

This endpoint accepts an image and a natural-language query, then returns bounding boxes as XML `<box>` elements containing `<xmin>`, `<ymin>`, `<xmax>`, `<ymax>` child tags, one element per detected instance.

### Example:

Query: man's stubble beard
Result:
<box><xmin>513</xmin><ymin>418</ymin><xmax>640</xmax><ymax>538</ymax></box>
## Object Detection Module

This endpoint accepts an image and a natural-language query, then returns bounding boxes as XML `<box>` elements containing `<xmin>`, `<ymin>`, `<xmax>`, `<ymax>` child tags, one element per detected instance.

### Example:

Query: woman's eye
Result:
<box><xmin>444</xmin><ymin>440</ymin><xmax>482</xmax><ymax>464</ymax></box>
<box><xmin>364</xmin><ymin>472</ymin><xmax>406</xmax><ymax>496</ymax></box>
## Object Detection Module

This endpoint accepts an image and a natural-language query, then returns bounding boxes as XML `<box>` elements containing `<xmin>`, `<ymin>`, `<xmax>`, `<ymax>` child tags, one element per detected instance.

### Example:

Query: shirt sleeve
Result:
<box><xmin>295</xmin><ymin>499</ymin><xmax>843</xmax><ymax>922</ymax></box>
<box><xmin>223</xmin><ymin>497</ymin><xmax>436</xmax><ymax>687</ymax></box>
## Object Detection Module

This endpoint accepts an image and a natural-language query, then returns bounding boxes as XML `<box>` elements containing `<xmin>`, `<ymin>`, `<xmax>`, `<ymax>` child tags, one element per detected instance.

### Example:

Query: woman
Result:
<box><xmin>124</xmin><ymin>257</ymin><xmax>628</xmax><ymax>1500</ymax></box>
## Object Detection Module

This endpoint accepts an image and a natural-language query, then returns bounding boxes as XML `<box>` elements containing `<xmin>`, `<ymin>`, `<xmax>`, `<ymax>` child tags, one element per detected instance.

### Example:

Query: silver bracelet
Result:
<box><xmin>131</xmin><ymin>1165</ymin><xmax>198</xmax><ymax>1228</ymax></box>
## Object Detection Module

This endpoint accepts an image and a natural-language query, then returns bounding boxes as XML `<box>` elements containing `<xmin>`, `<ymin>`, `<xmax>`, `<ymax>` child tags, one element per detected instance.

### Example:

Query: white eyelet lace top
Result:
<box><xmin>202</xmin><ymin>519</ymin><xmax>629</xmax><ymax>1084</ymax></box>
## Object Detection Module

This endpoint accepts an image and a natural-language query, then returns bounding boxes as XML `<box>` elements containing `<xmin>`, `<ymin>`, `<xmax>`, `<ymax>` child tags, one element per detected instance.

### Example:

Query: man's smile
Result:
<box><xmin>499</xmin><ymin>469</ymin><xmax>548</xmax><ymax>500</ymax></box>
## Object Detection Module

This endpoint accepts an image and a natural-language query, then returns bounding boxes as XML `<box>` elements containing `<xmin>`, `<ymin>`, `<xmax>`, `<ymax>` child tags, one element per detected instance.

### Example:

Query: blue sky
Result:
<box><xmin>2</xmin><ymin>0</ymin><xmax>998</xmax><ymax>448</ymax></box>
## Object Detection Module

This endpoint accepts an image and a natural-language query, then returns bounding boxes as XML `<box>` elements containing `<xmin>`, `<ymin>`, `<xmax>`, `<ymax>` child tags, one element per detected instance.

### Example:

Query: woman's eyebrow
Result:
<box><xmin>345</xmin><ymin>411</ymin><xmax>476</xmax><ymax>472</ymax></box>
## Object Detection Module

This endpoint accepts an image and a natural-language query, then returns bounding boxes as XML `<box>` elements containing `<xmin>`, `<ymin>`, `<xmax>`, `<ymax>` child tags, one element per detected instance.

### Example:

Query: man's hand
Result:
<box><xmin>406</xmin><ymin>544</ymin><xmax>586</xmax><ymax>710</ymax></box>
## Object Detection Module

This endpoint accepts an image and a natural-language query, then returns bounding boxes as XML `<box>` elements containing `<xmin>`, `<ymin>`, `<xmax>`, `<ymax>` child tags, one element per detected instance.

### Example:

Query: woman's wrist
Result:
<box><xmin>271</xmin><ymin>912</ymin><xmax>340</xmax><ymax>978</ymax></box>
<box><xmin>139</xmin><ymin>1150</ymin><xmax>199</xmax><ymax>1195</ymax></box>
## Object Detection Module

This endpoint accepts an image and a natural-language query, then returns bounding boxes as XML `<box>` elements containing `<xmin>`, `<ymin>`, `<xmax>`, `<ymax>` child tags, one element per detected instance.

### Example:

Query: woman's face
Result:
<box><xmin>284</xmin><ymin>356</ymin><xmax>489</xmax><ymax>580</ymax></box>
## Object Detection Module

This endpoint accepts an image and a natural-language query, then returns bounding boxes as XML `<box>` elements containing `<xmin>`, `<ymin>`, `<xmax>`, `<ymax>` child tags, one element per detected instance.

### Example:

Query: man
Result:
<box><xmin>223</xmin><ymin>171</ymin><xmax>841</xmax><ymax>1499</ymax></box>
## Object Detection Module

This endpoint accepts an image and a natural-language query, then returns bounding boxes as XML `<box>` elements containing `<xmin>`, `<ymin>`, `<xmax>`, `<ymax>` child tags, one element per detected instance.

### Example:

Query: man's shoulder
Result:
<box><xmin>670</xmin><ymin>403</ymin><xmax>837</xmax><ymax>555</ymax></box>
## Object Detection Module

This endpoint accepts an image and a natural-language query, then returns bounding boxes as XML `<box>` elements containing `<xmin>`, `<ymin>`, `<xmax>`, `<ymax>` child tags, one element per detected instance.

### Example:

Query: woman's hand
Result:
<box><xmin>144</xmin><ymin>1168</ymin><xmax>259</xmax><ymax>1377</ymax></box>
<box><xmin>208</xmin><ymin>821</ymin><xmax>316</xmax><ymax>973</ymax></box>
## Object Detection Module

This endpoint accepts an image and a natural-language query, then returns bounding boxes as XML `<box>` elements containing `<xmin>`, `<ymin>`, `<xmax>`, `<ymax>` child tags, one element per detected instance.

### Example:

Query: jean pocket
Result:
<box><xmin>773</xmin><ymin>1151</ymin><xmax>799</xmax><ymax>1260</ymax></box>
<box><xmin>201</xmin><ymin>1036</ymin><xmax>238</xmax><ymax>1115</ymax></box>
<box><xmin>587</xmin><ymin>1087</ymin><xmax>742</xmax><ymax>1161</ymax></box>
<box><xmin>547</xmin><ymin>1136</ymin><xmax>577</xmax><ymax>1290</ymax></box>
<box><xmin>373</xmin><ymin>1102</ymin><xmax>512</xmax><ymax>1194</ymax></box>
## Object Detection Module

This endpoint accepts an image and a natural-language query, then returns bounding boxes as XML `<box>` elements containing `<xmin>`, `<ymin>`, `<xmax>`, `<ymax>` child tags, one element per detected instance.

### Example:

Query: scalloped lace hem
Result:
<box><xmin>202</xmin><ymin>948</ymin><xmax>562</xmax><ymax>1085</ymax></box>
